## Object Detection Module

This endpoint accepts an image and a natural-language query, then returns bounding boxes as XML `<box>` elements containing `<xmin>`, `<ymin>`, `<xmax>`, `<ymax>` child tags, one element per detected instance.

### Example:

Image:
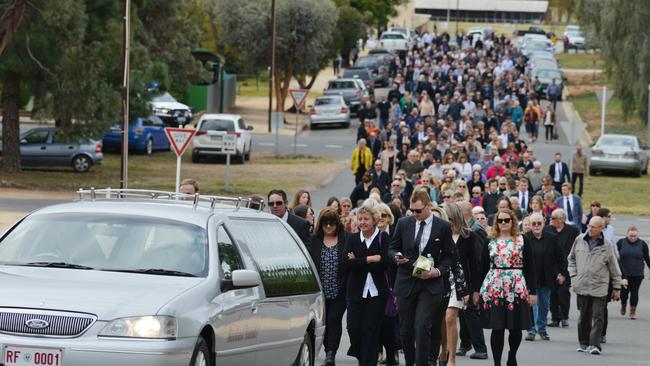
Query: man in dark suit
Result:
<box><xmin>510</xmin><ymin>179</ymin><xmax>532</xmax><ymax>214</ymax></box>
<box><xmin>389</xmin><ymin>189</ymin><xmax>455</xmax><ymax>366</ymax></box>
<box><xmin>555</xmin><ymin>183</ymin><xmax>583</xmax><ymax>228</ymax></box>
<box><xmin>267</xmin><ymin>189</ymin><xmax>311</xmax><ymax>248</ymax></box>
<box><xmin>367</xmin><ymin>131</ymin><xmax>382</xmax><ymax>160</ymax></box>
<box><xmin>524</xmin><ymin>213</ymin><xmax>566</xmax><ymax>341</ymax></box>
<box><xmin>369</xmin><ymin>159</ymin><xmax>390</xmax><ymax>194</ymax></box>
<box><xmin>548</xmin><ymin>153</ymin><xmax>571</xmax><ymax>193</ymax></box>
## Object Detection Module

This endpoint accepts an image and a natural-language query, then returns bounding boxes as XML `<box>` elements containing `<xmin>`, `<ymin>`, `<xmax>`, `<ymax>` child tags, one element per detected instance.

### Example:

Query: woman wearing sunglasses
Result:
<box><xmin>479</xmin><ymin>208</ymin><xmax>537</xmax><ymax>366</ymax></box>
<box><xmin>309</xmin><ymin>208</ymin><xmax>349</xmax><ymax>366</ymax></box>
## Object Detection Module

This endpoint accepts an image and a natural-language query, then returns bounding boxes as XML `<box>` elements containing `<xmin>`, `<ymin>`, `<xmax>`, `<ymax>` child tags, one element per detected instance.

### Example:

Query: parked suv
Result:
<box><xmin>323</xmin><ymin>78</ymin><xmax>368</xmax><ymax>114</ymax></box>
<box><xmin>150</xmin><ymin>92</ymin><xmax>193</xmax><ymax>127</ymax></box>
<box><xmin>0</xmin><ymin>189</ymin><xmax>325</xmax><ymax>366</ymax></box>
<box><xmin>191</xmin><ymin>114</ymin><xmax>253</xmax><ymax>163</ymax></box>
<box><xmin>342</xmin><ymin>67</ymin><xmax>375</xmax><ymax>95</ymax></box>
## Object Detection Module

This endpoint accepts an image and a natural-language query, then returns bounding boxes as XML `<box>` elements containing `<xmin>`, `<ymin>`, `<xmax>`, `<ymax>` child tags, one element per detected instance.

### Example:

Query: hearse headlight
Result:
<box><xmin>99</xmin><ymin>315</ymin><xmax>177</xmax><ymax>339</ymax></box>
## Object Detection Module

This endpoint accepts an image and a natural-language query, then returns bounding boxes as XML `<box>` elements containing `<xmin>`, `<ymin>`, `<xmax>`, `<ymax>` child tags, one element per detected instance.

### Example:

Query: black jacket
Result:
<box><xmin>309</xmin><ymin>231</ymin><xmax>349</xmax><ymax>297</ymax></box>
<box><xmin>548</xmin><ymin>161</ymin><xmax>571</xmax><ymax>183</ymax></box>
<box><xmin>344</xmin><ymin>230</ymin><xmax>390</xmax><ymax>302</ymax></box>
<box><xmin>287</xmin><ymin>213</ymin><xmax>312</xmax><ymax>249</ymax></box>
<box><xmin>456</xmin><ymin>231</ymin><xmax>482</xmax><ymax>293</ymax></box>
<box><xmin>544</xmin><ymin>224</ymin><xmax>580</xmax><ymax>275</ymax></box>
<box><xmin>525</xmin><ymin>231</ymin><xmax>565</xmax><ymax>290</ymax></box>
<box><xmin>369</xmin><ymin>169</ymin><xmax>390</xmax><ymax>193</ymax></box>
<box><xmin>388</xmin><ymin>215</ymin><xmax>455</xmax><ymax>297</ymax></box>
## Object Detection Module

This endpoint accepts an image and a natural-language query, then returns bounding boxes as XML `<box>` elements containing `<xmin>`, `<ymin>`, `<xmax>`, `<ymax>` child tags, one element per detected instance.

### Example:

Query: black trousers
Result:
<box><xmin>577</xmin><ymin>295</ymin><xmax>607</xmax><ymax>349</ymax></box>
<box><xmin>545</xmin><ymin>125</ymin><xmax>554</xmax><ymax>140</ymax></box>
<box><xmin>459</xmin><ymin>304</ymin><xmax>488</xmax><ymax>353</ymax></box>
<box><xmin>429</xmin><ymin>296</ymin><xmax>450</xmax><ymax>361</ymax></box>
<box><xmin>380</xmin><ymin>315</ymin><xmax>399</xmax><ymax>364</ymax></box>
<box><xmin>621</xmin><ymin>276</ymin><xmax>644</xmax><ymax>307</ymax></box>
<box><xmin>550</xmin><ymin>282</ymin><xmax>571</xmax><ymax>321</ymax></box>
<box><xmin>572</xmin><ymin>173</ymin><xmax>584</xmax><ymax>197</ymax></box>
<box><xmin>324</xmin><ymin>295</ymin><xmax>347</xmax><ymax>353</ymax></box>
<box><xmin>397</xmin><ymin>290</ymin><xmax>444</xmax><ymax>366</ymax></box>
<box><xmin>347</xmin><ymin>295</ymin><xmax>386</xmax><ymax>366</ymax></box>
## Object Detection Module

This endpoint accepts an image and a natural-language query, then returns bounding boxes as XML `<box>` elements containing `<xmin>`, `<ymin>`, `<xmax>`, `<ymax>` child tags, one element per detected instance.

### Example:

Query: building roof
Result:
<box><xmin>414</xmin><ymin>0</ymin><xmax>549</xmax><ymax>13</ymax></box>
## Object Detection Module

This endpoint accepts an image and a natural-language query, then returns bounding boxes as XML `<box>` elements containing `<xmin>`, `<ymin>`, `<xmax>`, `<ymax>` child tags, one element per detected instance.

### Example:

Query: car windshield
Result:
<box><xmin>525</xmin><ymin>42</ymin><xmax>549</xmax><ymax>51</ymax></box>
<box><xmin>536</xmin><ymin>69</ymin><xmax>562</xmax><ymax>79</ymax></box>
<box><xmin>328</xmin><ymin>81</ymin><xmax>356</xmax><ymax>89</ymax></box>
<box><xmin>567</xmin><ymin>30</ymin><xmax>584</xmax><ymax>37</ymax></box>
<box><xmin>598</xmin><ymin>137</ymin><xmax>636</xmax><ymax>148</ymax></box>
<box><xmin>0</xmin><ymin>213</ymin><xmax>208</xmax><ymax>277</ymax></box>
<box><xmin>200</xmin><ymin>119</ymin><xmax>235</xmax><ymax>132</ymax></box>
<box><xmin>355</xmin><ymin>58</ymin><xmax>378</xmax><ymax>67</ymax></box>
<box><xmin>343</xmin><ymin>69</ymin><xmax>370</xmax><ymax>80</ymax></box>
<box><xmin>315</xmin><ymin>97</ymin><xmax>340</xmax><ymax>106</ymax></box>
<box><xmin>381</xmin><ymin>34</ymin><xmax>404</xmax><ymax>40</ymax></box>
<box><xmin>152</xmin><ymin>92</ymin><xmax>177</xmax><ymax>103</ymax></box>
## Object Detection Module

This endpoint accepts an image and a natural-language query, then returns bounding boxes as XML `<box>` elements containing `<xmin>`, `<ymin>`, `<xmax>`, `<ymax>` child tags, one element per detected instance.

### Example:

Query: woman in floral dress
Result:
<box><xmin>479</xmin><ymin>208</ymin><xmax>537</xmax><ymax>366</ymax></box>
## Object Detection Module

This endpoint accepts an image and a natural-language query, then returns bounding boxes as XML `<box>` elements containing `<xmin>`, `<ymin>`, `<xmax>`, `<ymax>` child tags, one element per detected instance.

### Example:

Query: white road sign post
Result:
<box><xmin>164</xmin><ymin>128</ymin><xmax>196</xmax><ymax>192</ymax></box>
<box><xmin>595</xmin><ymin>86</ymin><xmax>614</xmax><ymax>136</ymax></box>
<box><xmin>222</xmin><ymin>134</ymin><xmax>237</xmax><ymax>191</ymax></box>
<box><xmin>289</xmin><ymin>89</ymin><xmax>308</xmax><ymax>156</ymax></box>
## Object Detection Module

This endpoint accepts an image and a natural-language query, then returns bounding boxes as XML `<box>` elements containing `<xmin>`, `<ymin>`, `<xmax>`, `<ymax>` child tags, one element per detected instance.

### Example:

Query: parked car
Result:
<box><xmin>590</xmin><ymin>134</ymin><xmax>650</xmax><ymax>176</ymax></box>
<box><xmin>103</xmin><ymin>116</ymin><xmax>171</xmax><ymax>155</ymax></box>
<box><xmin>150</xmin><ymin>92</ymin><xmax>193</xmax><ymax>127</ymax></box>
<box><xmin>531</xmin><ymin>68</ymin><xmax>564</xmax><ymax>99</ymax></box>
<box><xmin>377</xmin><ymin>31</ymin><xmax>409</xmax><ymax>55</ymax></box>
<box><xmin>367</xmin><ymin>48</ymin><xmax>395</xmax><ymax>65</ymax></box>
<box><xmin>308</xmin><ymin>95</ymin><xmax>351</xmax><ymax>129</ymax></box>
<box><xmin>191</xmin><ymin>114</ymin><xmax>253</xmax><ymax>163</ymax></box>
<box><xmin>0</xmin><ymin>189</ymin><xmax>324</xmax><ymax>366</ymax></box>
<box><xmin>342</xmin><ymin>67</ymin><xmax>375</xmax><ymax>95</ymax></box>
<box><xmin>0</xmin><ymin>127</ymin><xmax>102</xmax><ymax>172</ymax></box>
<box><xmin>323</xmin><ymin>78</ymin><xmax>368</xmax><ymax>114</ymax></box>
<box><xmin>563</xmin><ymin>28</ymin><xmax>586</xmax><ymax>50</ymax></box>
<box><xmin>354</xmin><ymin>56</ymin><xmax>389</xmax><ymax>87</ymax></box>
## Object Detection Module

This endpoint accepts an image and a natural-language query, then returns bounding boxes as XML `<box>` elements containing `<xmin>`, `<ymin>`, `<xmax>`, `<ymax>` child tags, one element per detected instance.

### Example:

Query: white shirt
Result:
<box><xmin>554</xmin><ymin>162</ymin><xmax>562</xmax><ymax>182</ymax></box>
<box><xmin>415</xmin><ymin>214</ymin><xmax>434</xmax><ymax>253</ymax></box>
<box><xmin>519</xmin><ymin>190</ymin><xmax>529</xmax><ymax>211</ymax></box>
<box><xmin>360</xmin><ymin>228</ymin><xmax>380</xmax><ymax>298</ymax></box>
<box><xmin>281</xmin><ymin>210</ymin><xmax>289</xmax><ymax>222</ymax></box>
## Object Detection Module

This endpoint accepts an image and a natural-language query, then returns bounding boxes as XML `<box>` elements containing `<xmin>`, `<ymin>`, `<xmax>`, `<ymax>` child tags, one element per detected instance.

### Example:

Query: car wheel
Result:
<box><xmin>145</xmin><ymin>138</ymin><xmax>153</xmax><ymax>155</ymax></box>
<box><xmin>589</xmin><ymin>167</ymin><xmax>595</xmax><ymax>176</ymax></box>
<box><xmin>293</xmin><ymin>332</ymin><xmax>314</xmax><ymax>366</ymax></box>
<box><xmin>635</xmin><ymin>168</ymin><xmax>642</xmax><ymax>177</ymax></box>
<box><xmin>342</xmin><ymin>121</ymin><xmax>350</xmax><ymax>129</ymax></box>
<box><xmin>72</xmin><ymin>155</ymin><xmax>91</xmax><ymax>173</ymax></box>
<box><xmin>189</xmin><ymin>336</ymin><xmax>211</xmax><ymax>366</ymax></box>
<box><xmin>245</xmin><ymin>144</ymin><xmax>251</xmax><ymax>161</ymax></box>
<box><xmin>192</xmin><ymin>152</ymin><xmax>200</xmax><ymax>163</ymax></box>
<box><xmin>235</xmin><ymin>151</ymin><xmax>245</xmax><ymax>164</ymax></box>
<box><xmin>310</xmin><ymin>123</ymin><xmax>316</xmax><ymax>130</ymax></box>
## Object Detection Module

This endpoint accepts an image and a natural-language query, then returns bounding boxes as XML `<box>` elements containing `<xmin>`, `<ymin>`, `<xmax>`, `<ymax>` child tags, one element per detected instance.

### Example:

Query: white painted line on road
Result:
<box><xmin>325</xmin><ymin>144</ymin><xmax>343</xmax><ymax>149</ymax></box>
<box><xmin>290</xmin><ymin>144</ymin><xmax>308</xmax><ymax>147</ymax></box>
<box><xmin>637</xmin><ymin>218</ymin><xmax>650</xmax><ymax>222</ymax></box>
<box><xmin>257</xmin><ymin>142</ymin><xmax>276</xmax><ymax>146</ymax></box>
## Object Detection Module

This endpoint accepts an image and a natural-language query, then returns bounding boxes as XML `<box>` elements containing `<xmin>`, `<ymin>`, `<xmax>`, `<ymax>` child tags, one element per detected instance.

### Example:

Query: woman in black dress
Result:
<box><xmin>309</xmin><ymin>208</ymin><xmax>348</xmax><ymax>366</ymax></box>
<box><xmin>345</xmin><ymin>199</ymin><xmax>390</xmax><ymax>366</ymax></box>
<box><xmin>479</xmin><ymin>208</ymin><xmax>537</xmax><ymax>366</ymax></box>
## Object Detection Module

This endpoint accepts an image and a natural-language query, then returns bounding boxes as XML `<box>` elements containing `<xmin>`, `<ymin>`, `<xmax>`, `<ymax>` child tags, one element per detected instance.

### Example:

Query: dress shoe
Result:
<box><xmin>561</xmin><ymin>319</ymin><xmax>569</xmax><ymax>327</ymax></box>
<box><xmin>469</xmin><ymin>352</ymin><xmax>488</xmax><ymax>359</ymax></box>
<box><xmin>620</xmin><ymin>303</ymin><xmax>627</xmax><ymax>315</ymax></box>
<box><xmin>548</xmin><ymin>320</ymin><xmax>560</xmax><ymax>327</ymax></box>
<box><xmin>539</xmin><ymin>332</ymin><xmax>550</xmax><ymax>341</ymax></box>
<box><xmin>456</xmin><ymin>347</ymin><xmax>470</xmax><ymax>356</ymax></box>
<box><xmin>630</xmin><ymin>306</ymin><xmax>637</xmax><ymax>320</ymax></box>
<box><xmin>322</xmin><ymin>351</ymin><xmax>336</xmax><ymax>366</ymax></box>
<box><xmin>525</xmin><ymin>333</ymin><xmax>536</xmax><ymax>341</ymax></box>
<box><xmin>601</xmin><ymin>335</ymin><xmax>606</xmax><ymax>344</ymax></box>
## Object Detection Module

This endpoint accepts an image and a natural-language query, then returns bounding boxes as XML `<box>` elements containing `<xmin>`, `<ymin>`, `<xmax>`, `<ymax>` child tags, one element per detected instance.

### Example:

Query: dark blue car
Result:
<box><xmin>103</xmin><ymin>116</ymin><xmax>170</xmax><ymax>155</ymax></box>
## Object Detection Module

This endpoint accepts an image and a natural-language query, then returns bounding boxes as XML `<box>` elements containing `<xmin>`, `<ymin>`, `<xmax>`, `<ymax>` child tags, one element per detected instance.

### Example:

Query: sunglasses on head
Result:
<box><xmin>268</xmin><ymin>201</ymin><xmax>284</xmax><ymax>207</ymax></box>
<box><xmin>497</xmin><ymin>218</ymin><xmax>511</xmax><ymax>224</ymax></box>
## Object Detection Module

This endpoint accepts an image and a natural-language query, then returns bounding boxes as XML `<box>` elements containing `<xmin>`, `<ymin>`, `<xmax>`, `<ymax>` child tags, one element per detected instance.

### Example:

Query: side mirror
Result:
<box><xmin>221</xmin><ymin>269</ymin><xmax>261</xmax><ymax>292</ymax></box>
<box><xmin>246</xmin><ymin>125</ymin><xmax>254</xmax><ymax>131</ymax></box>
<box><xmin>20</xmin><ymin>138</ymin><xmax>27</xmax><ymax>144</ymax></box>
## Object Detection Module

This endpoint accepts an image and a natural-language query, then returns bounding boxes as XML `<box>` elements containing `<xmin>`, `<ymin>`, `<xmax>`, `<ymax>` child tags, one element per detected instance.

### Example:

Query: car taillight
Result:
<box><xmin>591</xmin><ymin>149</ymin><xmax>603</xmax><ymax>155</ymax></box>
<box><xmin>340</xmin><ymin>106</ymin><xmax>348</xmax><ymax>113</ymax></box>
<box><xmin>355</xmin><ymin>90</ymin><xmax>361</xmax><ymax>97</ymax></box>
<box><xmin>195</xmin><ymin>130</ymin><xmax>206</xmax><ymax>136</ymax></box>
<box><xmin>95</xmin><ymin>143</ymin><xmax>102</xmax><ymax>153</ymax></box>
<box><xmin>228</xmin><ymin>132</ymin><xmax>241</xmax><ymax>138</ymax></box>
<box><xmin>624</xmin><ymin>151</ymin><xmax>639</xmax><ymax>159</ymax></box>
<box><xmin>310</xmin><ymin>107</ymin><xmax>316</xmax><ymax>114</ymax></box>
<box><xmin>134</xmin><ymin>128</ymin><xmax>144</xmax><ymax>135</ymax></box>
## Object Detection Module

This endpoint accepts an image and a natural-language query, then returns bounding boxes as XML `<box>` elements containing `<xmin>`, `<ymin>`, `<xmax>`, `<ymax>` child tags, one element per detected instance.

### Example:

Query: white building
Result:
<box><xmin>414</xmin><ymin>0</ymin><xmax>549</xmax><ymax>23</ymax></box>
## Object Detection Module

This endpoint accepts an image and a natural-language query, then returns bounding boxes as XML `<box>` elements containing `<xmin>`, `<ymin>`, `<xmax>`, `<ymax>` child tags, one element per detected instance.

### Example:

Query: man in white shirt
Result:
<box><xmin>512</xmin><ymin>179</ymin><xmax>531</xmax><ymax>214</ymax></box>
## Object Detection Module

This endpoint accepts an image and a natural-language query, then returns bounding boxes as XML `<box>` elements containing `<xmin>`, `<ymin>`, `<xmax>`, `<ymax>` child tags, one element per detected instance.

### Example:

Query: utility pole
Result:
<box><xmin>455</xmin><ymin>0</ymin><xmax>459</xmax><ymax>35</ymax></box>
<box><xmin>267</xmin><ymin>0</ymin><xmax>277</xmax><ymax>133</ymax></box>
<box><xmin>120</xmin><ymin>0</ymin><xmax>131</xmax><ymax>189</ymax></box>
<box><xmin>647</xmin><ymin>84</ymin><xmax>650</xmax><ymax>146</ymax></box>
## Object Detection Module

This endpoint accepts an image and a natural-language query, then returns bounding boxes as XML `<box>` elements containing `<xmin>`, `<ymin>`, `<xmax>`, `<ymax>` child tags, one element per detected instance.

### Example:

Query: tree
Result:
<box><xmin>348</xmin><ymin>0</ymin><xmax>406</xmax><ymax>33</ymax></box>
<box><xmin>576</xmin><ymin>0</ymin><xmax>650</xmax><ymax>121</ymax></box>
<box><xmin>332</xmin><ymin>5</ymin><xmax>367</xmax><ymax>69</ymax></box>
<box><xmin>216</xmin><ymin>0</ymin><xmax>338</xmax><ymax>112</ymax></box>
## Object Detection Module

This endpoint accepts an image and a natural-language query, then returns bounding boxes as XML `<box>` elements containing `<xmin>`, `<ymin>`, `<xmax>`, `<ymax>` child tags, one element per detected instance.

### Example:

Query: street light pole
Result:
<box><xmin>267</xmin><ymin>0</ymin><xmax>276</xmax><ymax>133</ymax></box>
<box><xmin>120</xmin><ymin>0</ymin><xmax>131</xmax><ymax>189</ymax></box>
<box><xmin>455</xmin><ymin>0</ymin><xmax>459</xmax><ymax>34</ymax></box>
<box><xmin>647</xmin><ymin>84</ymin><xmax>650</xmax><ymax>146</ymax></box>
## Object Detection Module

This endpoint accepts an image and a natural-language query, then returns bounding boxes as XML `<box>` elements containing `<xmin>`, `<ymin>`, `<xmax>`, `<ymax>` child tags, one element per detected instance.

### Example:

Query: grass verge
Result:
<box><xmin>557</xmin><ymin>52</ymin><xmax>604</xmax><ymax>69</ymax></box>
<box><xmin>0</xmin><ymin>151</ymin><xmax>342</xmax><ymax>197</ymax></box>
<box><xmin>583</xmin><ymin>174</ymin><xmax>650</xmax><ymax>216</ymax></box>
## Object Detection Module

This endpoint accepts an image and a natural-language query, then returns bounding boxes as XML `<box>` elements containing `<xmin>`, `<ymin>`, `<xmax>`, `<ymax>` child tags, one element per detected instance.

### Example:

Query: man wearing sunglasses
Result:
<box><xmin>524</xmin><ymin>213</ymin><xmax>565</xmax><ymax>342</ymax></box>
<box><xmin>267</xmin><ymin>189</ymin><xmax>311</xmax><ymax>248</ymax></box>
<box><xmin>389</xmin><ymin>189</ymin><xmax>455</xmax><ymax>366</ymax></box>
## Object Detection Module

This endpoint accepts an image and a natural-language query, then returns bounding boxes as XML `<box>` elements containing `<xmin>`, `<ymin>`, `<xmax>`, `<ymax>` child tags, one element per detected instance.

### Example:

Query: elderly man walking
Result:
<box><xmin>568</xmin><ymin>216</ymin><xmax>622</xmax><ymax>355</ymax></box>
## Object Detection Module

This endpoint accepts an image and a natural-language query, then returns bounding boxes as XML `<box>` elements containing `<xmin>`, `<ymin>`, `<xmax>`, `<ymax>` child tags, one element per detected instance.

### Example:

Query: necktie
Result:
<box><xmin>415</xmin><ymin>221</ymin><xmax>426</xmax><ymax>254</ymax></box>
<box><xmin>566</xmin><ymin>197</ymin><xmax>573</xmax><ymax>222</ymax></box>
<box><xmin>522</xmin><ymin>193</ymin><xmax>527</xmax><ymax>211</ymax></box>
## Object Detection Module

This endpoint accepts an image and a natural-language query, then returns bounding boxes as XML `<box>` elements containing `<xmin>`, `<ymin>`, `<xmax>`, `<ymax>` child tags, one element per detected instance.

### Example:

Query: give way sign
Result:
<box><xmin>164</xmin><ymin>127</ymin><xmax>196</xmax><ymax>156</ymax></box>
<box><xmin>289</xmin><ymin>89</ymin><xmax>309</xmax><ymax>110</ymax></box>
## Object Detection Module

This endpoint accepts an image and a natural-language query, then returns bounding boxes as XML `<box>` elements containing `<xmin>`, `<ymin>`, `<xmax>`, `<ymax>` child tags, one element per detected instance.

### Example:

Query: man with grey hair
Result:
<box><xmin>546</xmin><ymin>208</ymin><xmax>581</xmax><ymax>327</ymax></box>
<box><xmin>525</xmin><ymin>213</ymin><xmax>565</xmax><ymax>341</ymax></box>
<box><xmin>525</xmin><ymin>161</ymin><xmax>547</xmax><ymax>192</ymax></box>
<box><xmin>568</xmin><ymin>216</ymin><xmax>622</xmax><ymax>355</ymax></box>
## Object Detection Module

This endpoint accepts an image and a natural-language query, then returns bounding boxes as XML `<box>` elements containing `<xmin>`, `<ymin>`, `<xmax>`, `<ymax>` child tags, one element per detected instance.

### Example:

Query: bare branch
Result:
<box><xmin>25</xmin><ymin>33</ymin><xmax>59</xmax><ymax>86</ymax></box>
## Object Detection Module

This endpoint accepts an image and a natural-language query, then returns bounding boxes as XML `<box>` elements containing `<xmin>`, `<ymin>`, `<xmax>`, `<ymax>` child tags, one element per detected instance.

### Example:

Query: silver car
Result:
<box><xmin>590</xmin><ymin>134</ymin><xmax>650</xmax><ymax>176</ymax></box>
<box><xmin>0</xmin><ymin>189</ymin><xmax>324</xmax><ymax>366</ymax></box>
<box><xmin>0</xmin><ymin>127</ymin><xmax>103</xmax><ymax>172</ymax></box>
<box><xmin>308</xmin><ymin>96</ymin><xmax>351</xmax><ymax>129</ymax></box>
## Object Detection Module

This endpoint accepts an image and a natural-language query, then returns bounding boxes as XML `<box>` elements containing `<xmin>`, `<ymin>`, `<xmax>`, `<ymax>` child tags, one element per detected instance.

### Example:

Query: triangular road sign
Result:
<box><xmin>165</xmin><ymin>127</ymin><xmax>196</xmax><ymax>156</ymax></box>
<box><xmin>594</xmin><ymin>88</ymin><xmax>614</xmax><ymax>104</ymax></box>
<box><xmin>289</xmin><ymin>89</ymin><xmax>309</xmax><ymax>110</ymax></box>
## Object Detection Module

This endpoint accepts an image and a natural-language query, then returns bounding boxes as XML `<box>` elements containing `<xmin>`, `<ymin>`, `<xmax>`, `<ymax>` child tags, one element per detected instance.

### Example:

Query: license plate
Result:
<box><xmin>210</xmin><ymin>136</ymin><xmax>222</xmax><ymax>142</ymax></box>
<box><xmin>3</xmin><ymin>345</ymin><xmax>63</xmax><ymax>366</ymax></box>
<box><xmin>177</xmin><ymin>117</ymin><xmax>187</xmax><ymax>123</ymax></box>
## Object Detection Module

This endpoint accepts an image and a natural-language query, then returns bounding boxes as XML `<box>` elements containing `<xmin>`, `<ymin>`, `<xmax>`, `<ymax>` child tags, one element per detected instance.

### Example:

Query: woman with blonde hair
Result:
<box><xmin>291</xmin><ymin>189</ymin><xmax>312</xmax><ymax>209</ymax></box>
<box><xmin>340</xmin><ymin>198</ymin><xmax>354</xmax><ymax>232</ymax></box>
<box><xmin>479</xmin><ymin>208</ymin><xmax>537</xmax><ymax>366</ymax></box>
